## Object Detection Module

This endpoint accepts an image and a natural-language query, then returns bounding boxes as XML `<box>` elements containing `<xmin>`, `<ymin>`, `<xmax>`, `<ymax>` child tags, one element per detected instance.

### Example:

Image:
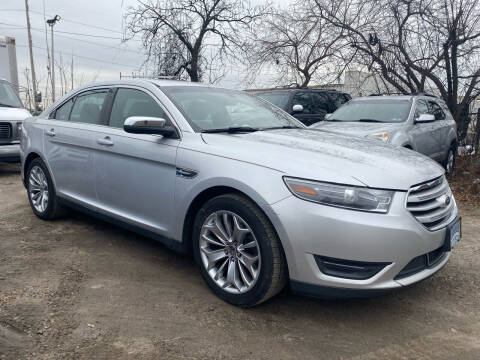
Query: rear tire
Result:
<box><xmin>444</xmin><ymin>144</ymin><xmax>456</xmax><ymax>176</ymax></box>
<box><xmin>192</xmin><ymin>193</ymin><xmax>287</xmax><ymax>307</ymax></box>
<box><xmin>26</xmin><ymin>158</ymin><xmax>66</xmax><ymax>220</ymax></box>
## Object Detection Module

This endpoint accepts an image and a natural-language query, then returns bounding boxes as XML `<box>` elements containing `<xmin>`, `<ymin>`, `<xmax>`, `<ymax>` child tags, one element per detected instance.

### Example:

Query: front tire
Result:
<box><xmin>26</xmin><ymin>158</ymin><xmax>66</xmax><ymax>220</ymax></box>
<box><xmin>192</xmin><ymin>194</ymin><xmax>287</xmax><ymax>307</ymax></box>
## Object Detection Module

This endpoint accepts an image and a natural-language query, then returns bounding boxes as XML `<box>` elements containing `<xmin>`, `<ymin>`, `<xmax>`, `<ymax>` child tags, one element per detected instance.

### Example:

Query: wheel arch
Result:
<box><xmin>181</xmin><ymin>185</ymin><xmax>288</xmax><ymax>275</ymax></box>
<box><xmin>182</xmin><ymin>186</ymin><xmax>259</xmax><ymax>249</ymax></box>
<box><xmin>23</xmin><ymin>152</ymin><xmax>42</xmax><ymax>187</ymax></box>
<box><xmin>23</xmin><ymin>151</ymin><xmax>57</xmax><ymax>191</ymax></box>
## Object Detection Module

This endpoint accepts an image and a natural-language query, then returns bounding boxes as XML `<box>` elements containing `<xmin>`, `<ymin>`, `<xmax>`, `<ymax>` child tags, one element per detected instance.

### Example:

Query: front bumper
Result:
<box><xmin>0</xmin><ymin>143</ymin><xmax>20</xmax><ymax>162</ymax></box>
<box><xmin>268</xmin><ymin>191</ymin><xmax>456</xmax><ymax>296</ymax></box>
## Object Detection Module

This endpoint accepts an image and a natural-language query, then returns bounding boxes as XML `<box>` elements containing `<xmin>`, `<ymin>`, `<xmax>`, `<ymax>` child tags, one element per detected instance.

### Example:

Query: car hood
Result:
<box><xmin>0</xmin><ymin>107</ymin><xmax>31</xmax><ymax>121</ymax></box>
<box><xmin>312</xmin><ymin>121</ymin><xmax>404</xmax><ymax>137</ymax></box>
<box><xmin>200</xmin><ymin>129</ymin><xmax>444</xmax><ymax>190</ymax></box>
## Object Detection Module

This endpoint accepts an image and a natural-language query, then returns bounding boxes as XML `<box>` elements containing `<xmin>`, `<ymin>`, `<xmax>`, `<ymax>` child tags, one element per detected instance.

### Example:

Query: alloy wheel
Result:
<box><xmin>199</xmin><ymin>210</ymin><xmax>261</xmax><ymax>294</ymax></box>
<box><xmin>29</xmin><ymin>165</ymin><xmax>49</xmax><ymax>213</ymax></box>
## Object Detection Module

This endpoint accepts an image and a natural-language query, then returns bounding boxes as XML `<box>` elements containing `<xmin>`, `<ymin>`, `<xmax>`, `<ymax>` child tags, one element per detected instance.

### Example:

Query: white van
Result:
<box><xmin>0</xmin><ymin>79</ymin><xmax>31</xmax><ymax>163</ymax></box>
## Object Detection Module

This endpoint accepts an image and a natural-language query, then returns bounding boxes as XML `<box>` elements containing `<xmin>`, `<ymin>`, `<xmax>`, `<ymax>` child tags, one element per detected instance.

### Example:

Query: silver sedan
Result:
<box><xmin>20</xmin><ymin>80</ymin><xmax>461</xmax><ymax>306</ymax></box>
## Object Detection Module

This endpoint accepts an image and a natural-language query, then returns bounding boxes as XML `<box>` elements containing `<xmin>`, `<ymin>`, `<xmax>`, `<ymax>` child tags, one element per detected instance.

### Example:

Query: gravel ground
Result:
<box><xmin>0</xmin><ymin>162</ymin><xmax>479</xmax><ymax>360</ymax></box>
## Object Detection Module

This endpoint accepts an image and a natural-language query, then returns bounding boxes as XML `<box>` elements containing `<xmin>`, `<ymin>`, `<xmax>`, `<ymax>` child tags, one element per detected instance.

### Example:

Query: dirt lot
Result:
<box><xmin>0</xmin><ymin>162</ymin><xmax>479</xmax><ymax>360</ymax></box>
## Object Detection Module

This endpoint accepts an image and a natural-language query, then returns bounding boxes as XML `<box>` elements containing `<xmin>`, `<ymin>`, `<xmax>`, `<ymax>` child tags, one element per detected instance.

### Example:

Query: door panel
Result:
<box><xmin>94</xmin><ymin>131</ymin><xmax>178</xmax><ymax>234</ymax></box>
<box><xmin>93</xmin><ymin>87</ymin><xmax>179</xmax><ymax>235</ymax></box>
<box><xmin>44</xmin><ymin>120</ymin><xmax>97</xmax><ymax>203</ymax></box>
<box><xmin>428</xmin><ymin>100</ymin><xmax>450</xmax><ymax>160</ymax></box>
<box><xmin>43</xmin><ymin>89</ymin><xmax>110</xmax><ymax>204</ymax></box>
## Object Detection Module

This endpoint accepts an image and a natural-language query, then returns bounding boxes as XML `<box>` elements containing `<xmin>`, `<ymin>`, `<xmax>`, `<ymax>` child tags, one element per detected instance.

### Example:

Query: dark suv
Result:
<box><xmin>252</xmin><ymin>88</ymin><xmax>351</xmax><ymax>126</ymax></box>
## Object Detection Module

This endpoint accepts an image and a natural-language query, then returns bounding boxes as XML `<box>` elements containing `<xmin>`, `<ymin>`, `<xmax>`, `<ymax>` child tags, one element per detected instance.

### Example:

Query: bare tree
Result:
<box><xmin>248</xmin><ymin>1</ymin><xmax>350</xmax><ymax>88</ymax></box>
<box><xmin>126</xmin><ymin>0</ymin><xmax>268</xmax><ymax>82</ymax></box>
<box><xmin>315</xmin><ymin>0</ymin><xmax>480</xmax><ymax>131</ymax></box>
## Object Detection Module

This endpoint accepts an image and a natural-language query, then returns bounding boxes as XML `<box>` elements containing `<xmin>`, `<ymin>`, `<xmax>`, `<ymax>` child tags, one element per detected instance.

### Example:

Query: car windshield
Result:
<box><xmin>161</xmin><ymin>86</ymin><xmax>303</xmax><ymax>132</ymax></box>
<box><xmin>254</xmin><ymin>92</ymin><xmax>290</xmax><ymax>109</ymax></box>
<box><xmin>328</xmin><ymin>99</ymin><xmax>411</xmax><ymax>123</ymax></box>
<box><xmin>0</xmin><ymin>81</ymin><xmax>23</xmax><ymax>108</ymax></box>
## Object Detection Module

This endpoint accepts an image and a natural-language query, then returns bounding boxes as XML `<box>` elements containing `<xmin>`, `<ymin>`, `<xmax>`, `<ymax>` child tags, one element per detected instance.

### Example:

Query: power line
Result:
<box><xmin>0</xmin><ymin>8</ymin><xmax>124</xmax><ymax>34</ymax></box>
<box><xmin>16</xmin><ymin>44</ymin><xmax>141</xmax><ymax>68</ymax></box>
<box><xmin>0</xmin><ymin>25</ymin><xmax>142</xmax><ymax>54</ymax></box>
<box><xmin>0</xmin><ymin>20</ymin><xmax>141</xmax><ymax>41</ymax></box>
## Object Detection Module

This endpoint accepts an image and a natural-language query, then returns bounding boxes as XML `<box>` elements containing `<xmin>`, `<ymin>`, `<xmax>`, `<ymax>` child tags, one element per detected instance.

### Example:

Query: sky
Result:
<box><xmin>0</xmin><ymin>0</ymin><xmax>292</xmax><ymax>103</ymax></box>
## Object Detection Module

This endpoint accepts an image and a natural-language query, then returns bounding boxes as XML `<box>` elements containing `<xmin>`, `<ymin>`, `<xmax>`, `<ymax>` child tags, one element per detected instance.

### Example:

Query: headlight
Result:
<box><xmin>284</xmin><ymin>177</ymin><xmax>394</xmax><ymax>213</ymax></box>
<box><xmin>16</xmin><ymin>122</ymin><xmax>23</xmax><ymax>134</ymax></box>
<box><xmin>367</xmin><ymin>132</ymin><xmax>389</xmax><ymax>142</ymax></box>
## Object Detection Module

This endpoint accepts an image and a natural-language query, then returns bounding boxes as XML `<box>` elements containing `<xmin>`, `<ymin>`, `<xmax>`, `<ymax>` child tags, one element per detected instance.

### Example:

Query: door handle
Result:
<box><xmin>45</xmin><ymin>129</ymin><xmax>55</xmax><ymax>137</ymax></box>
<box><xmin>97</xmin><ymin>136</ymin><xmax>114</xmax><ymax>146</ymax></box>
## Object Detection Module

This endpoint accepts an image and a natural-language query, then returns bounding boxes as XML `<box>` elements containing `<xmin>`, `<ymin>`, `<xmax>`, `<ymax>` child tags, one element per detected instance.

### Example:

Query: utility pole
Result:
<box><xmin>46</xmin><ymin>15</ymin><xmax>60</xmax><ymax>102</ymax></box>
<box><xmin>25</xmin><ymin>0</ymin><xmax>38</xmax><ymax>110</ymax></box>
<box><xmin>70</xmin><ymin>52</ymin><xmax>74</xmax><ymax>91</ymax></box>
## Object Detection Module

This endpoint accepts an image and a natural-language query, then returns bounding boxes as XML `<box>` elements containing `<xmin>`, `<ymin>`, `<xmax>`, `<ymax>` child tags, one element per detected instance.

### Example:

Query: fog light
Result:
<box><xmin>315</xmin><ymin>255</ymin><xmax>390</xmax><ymax>280</ymax></box>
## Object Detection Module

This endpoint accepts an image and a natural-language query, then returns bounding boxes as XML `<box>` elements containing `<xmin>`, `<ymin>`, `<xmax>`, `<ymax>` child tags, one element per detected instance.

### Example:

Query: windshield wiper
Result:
<box><xmin>0</xmin><ymin>103</ymin><xmax>15</xmax><ymax>108</ymax></box>
<box><xmin>201</xmin><ymin>126</ymin><xmax>259</xmax><ymax>134</ymax></box>
<box><xmin>260</xmin><ymin>125</ymin><xmax>302</xmax><ymax>130</ymax></box>
<box><xmin>357</xmin><ymin>118</ymin><xmax>383</xmax><ymax>123</ymax></box>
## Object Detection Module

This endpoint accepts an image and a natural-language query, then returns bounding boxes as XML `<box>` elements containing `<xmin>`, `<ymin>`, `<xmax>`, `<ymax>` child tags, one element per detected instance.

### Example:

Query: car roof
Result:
<box><xmin>253</xmin><ymin>88</ymin><xmax>346</xmax><ymax>94</ymax></box>
<box><xmin>353</xmin><ymin>94</ymin><xmax>443</xmax><ymax>102</ymax></box>
<box><xmin>354</xmin><ymin>95</ymin><xmax>414</xmax><ymax>101</ymax></box>
<box><xmin>72</xmin><ymin>79</ymin><xmax>216</xmax><ymax>92</ymax></box>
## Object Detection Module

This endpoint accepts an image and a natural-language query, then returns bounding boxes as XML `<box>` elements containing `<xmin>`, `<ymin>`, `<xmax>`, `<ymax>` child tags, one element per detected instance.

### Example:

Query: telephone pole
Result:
<box><xmin>25</xmin><ymin>0</ymin><xmax>38</xmax><ymax>110</ymax></box>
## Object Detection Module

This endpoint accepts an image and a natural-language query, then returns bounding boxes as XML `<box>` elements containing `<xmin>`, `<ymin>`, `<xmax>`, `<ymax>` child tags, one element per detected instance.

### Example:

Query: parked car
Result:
<box><xmin>252</xmin><ymin>88</ymin><xmax>351</xmax><ymax>126</ymax></box>
<box><xmin>311</xmin><ymin>94</ymin><xmax>458</xmax><ymax>175</ymax></box>
<box><xmin>0</xmin><ymin>78</ymin><xmax>31</xmax><ymax>163</ymax></box>
<box><xmin>21</xmin><ymin>80</ymin><xmax>460</xmax><ymax>307</ymax></box>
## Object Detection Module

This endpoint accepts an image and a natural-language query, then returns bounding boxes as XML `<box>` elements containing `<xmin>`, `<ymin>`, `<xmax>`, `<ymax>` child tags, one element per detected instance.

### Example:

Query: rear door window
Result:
<box><xmin>291</xmin><ymin>92</ymin><xmax>313</xmax><ymax>113</ymax></box>
<box><xmin>327</xmin><ymin>92</ymin><xmax>349</xmax><ymax>110</ymax></box>
<box><xmin>69</xmin><ymin>90</ymin><xmax>109</xmax><ymax>125</ymax></box>
<box><xmin>109</xmin><ymin>88</ymin><xmax>169</xmax><ymax>129</ymax></box>
<box><xmin>311</xmin><ymin>92</ymin><xmax>330</xmax><ymax>115</ymax></box>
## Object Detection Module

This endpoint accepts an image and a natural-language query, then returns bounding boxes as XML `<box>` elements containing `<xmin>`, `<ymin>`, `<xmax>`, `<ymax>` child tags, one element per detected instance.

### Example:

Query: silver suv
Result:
<box><xmin>20</xmin><ymin>80</ymin><xmax>461</xmax><ymax>306</ymax></box>
<box><xmin>311</xmin><ymin>95</ymin><xmax>458</xmax><ymax>175</ymax></box>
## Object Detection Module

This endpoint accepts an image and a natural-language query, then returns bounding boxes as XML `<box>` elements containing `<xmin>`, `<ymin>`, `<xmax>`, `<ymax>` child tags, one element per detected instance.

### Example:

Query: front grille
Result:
<box><xmin>0</xmin><ymin>122</ymin><xmax>12</xmax><ymax>139</ymax></box>
<box><xmin>406</xmin><ymin>176</ymin><xmax>455</xmax><ymax>231</ymax></box>
<box><xmin>395</xmin><ymin>246</ymin><xmax>447</xmax><ymax>280</ymax></box>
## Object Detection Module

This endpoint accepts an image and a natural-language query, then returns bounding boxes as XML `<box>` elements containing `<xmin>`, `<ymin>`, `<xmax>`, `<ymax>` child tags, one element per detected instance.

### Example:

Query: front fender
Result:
<box><xmin>390</xmin><ymin>131</ymin><xmax>414</xmax><ymax>150</ymax></box>
<box><xmin>172</xmin><ymin>146</ymin><xmax>292</xmax><ymax>242</ymax></box>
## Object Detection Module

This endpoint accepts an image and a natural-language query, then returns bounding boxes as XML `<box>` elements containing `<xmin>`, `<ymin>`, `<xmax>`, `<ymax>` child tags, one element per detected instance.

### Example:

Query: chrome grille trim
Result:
<box><xmin>406</xmin><ymin>176</ymin><xmax>456</xmax><ymax>231</ymax></box>
<box><xmin>0</xmin><ymin>122</ymin><xmax>12</xmax><ymax>139</ymax></box>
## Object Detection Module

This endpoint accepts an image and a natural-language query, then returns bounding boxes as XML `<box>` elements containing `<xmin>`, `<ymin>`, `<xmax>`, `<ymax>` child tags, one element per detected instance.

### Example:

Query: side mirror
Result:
<box><xmin>325</xmin><ymin>113</ymin><xmax>332</xmax><ymax>119</ymax></box>
<box><xmin>415</xmin><ymin>114</ymin><xmax>435</xmax><ymax>123</ymax></box>
<box><xmin>292</xmin><ymin>104</ymin><xmax>304</xmax><ymax>113</ymax></box>
<box><xmin>124</xmin><ymin>116</ymin><xmax>179</xmax><ymax>138</ymax></box>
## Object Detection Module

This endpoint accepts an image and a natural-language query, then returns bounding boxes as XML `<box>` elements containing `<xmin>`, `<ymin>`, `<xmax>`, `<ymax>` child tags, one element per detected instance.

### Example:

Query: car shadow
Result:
<box><xmin>64</xmin><ymin>207</ymin><xmax>449</xmax><ymax>315</ymax></box>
